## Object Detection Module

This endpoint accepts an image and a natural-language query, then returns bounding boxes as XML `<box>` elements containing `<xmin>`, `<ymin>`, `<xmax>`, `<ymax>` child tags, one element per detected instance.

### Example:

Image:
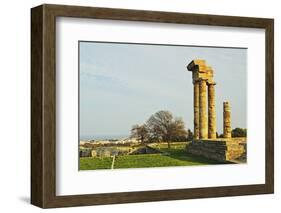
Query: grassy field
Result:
<box><xmin>79</xmin><ymin>142</ymin><xmax>222</xmax><ymax>170</ymax></box>
<box><xmin>79</xmin><ymin>157</ymin><xmax>113</xmax><ymax>170</ymax></box>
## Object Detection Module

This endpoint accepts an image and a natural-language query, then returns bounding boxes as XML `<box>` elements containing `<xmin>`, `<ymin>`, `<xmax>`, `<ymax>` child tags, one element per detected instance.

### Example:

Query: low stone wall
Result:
<box><xmin>79</xmin><ymin>149</ymin><xmax>92</xmax><ymax>157</ymax></box>
<box><xmin>129</xmin><ymin>145</ymin><xmax>161</xmax><ymax>155</ymax></box>
<box><xmin>234</xmin><ymin>141</ymin><xmax>247</xmax><ymax>162</ymax></box>
<box><xmin>186</xmin><ymin>138</ymin><xmax>247</xmax><ymax>163</ymax></box>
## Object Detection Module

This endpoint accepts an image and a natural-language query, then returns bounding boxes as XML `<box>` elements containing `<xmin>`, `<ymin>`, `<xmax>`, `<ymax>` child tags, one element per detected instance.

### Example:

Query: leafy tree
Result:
<box><xmin>187</xmin><ymin>129</ymin><xmax>193</xmax><ymax>141</ymax></box>
<box><xmin>217</xmin><ymin>133</ymin><xmax>224</xmax><ymax>138</ymax></box>
<box><xmin>130</xmin><ymin>124</ymin><xmax>149</xmax><ymax>144</ymax></box>
<box><xmin>232</xmin><ymin>128</ymin><xmax>247</xmax><ymax>137</ymax></box>
<box><xmin>146</xmin><ymin>110</ymin><xmax>187</xmax><ymax>148</ymax></box>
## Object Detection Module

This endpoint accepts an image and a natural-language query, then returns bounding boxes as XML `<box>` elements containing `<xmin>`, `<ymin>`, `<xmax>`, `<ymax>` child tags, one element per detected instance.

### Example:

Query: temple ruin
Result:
<box><xmin>186</xmin><ymin>59</ymin><xmax>246</xmax><ymax>162</ymax></box>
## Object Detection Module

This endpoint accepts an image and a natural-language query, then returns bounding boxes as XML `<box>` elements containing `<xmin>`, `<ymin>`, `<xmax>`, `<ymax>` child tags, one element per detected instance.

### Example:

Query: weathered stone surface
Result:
<box><xmin>186</xmin><ymin>59</ymin><xmax>243</xmax><ymax>163</ymax></box>
<box><xmin>223</xmin><ymin>102</ymin><xmax>232</xmax><ymax>138</ymax></box>
<box><xmin>188</xmin><ymin>59</ymin><xmax>216</xmax><ymax>140</ymax></box>
<box><xmin>187</xmin><ymin>60</ymin><xmax>214</xmax><ymax>83</ymax></box>
<box><xmin>91</xmin><ymin>150</ymin><xmax>97</xmax><ymax>157</ymax></box>
<box><xmin>235</xmin><ymin>142</ymin><xmax>247</xmax><ymax>162</ymax></box>
<box><xmin>187</xmin><ymin>59</ymin><xmax>234</xmax><ymax>142</ymax></box>
<box><xmin>186</xmin><ymin>138</ymin><xmax>247</xmax><ymax>162</ymax></box>
<box><xmin>199</xmin><ymin>79</ymin><xmax>208</xmax><ymax>139</ymax></box>
<box><xmin>193</xmin><ymin>81</ymin><xmax>200</xmax><ymax>139</ymax></box>
<box><xmin>208</xmin><ymin>82</ymin><xmax>216</xmax><ymax>139</ymax></box>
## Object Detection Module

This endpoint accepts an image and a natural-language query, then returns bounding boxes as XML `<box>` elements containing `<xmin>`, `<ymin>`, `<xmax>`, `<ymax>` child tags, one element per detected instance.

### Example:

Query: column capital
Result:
<box><xmin>187</xmin><ymin>59</ymin><xmax>206</xmax><ymax>72</ymax></box>
<box><xmin>193</xmin><ymin>79</ymin><xmax>200</xmax><ymax>84</ymax></box>
<box><xmin>223</xmin><ymin>101</ymin><xmax>231</xmax><ymax>107</ymax></box>
<box><xmin>207</xmin><ymin>81</ymin><xmax>216</xmax><ymax>86</ymax></box>
<box><xmin>198</xmin><ymin>78</ymin><xmax>208</xmax><ymax>83</ymax></box>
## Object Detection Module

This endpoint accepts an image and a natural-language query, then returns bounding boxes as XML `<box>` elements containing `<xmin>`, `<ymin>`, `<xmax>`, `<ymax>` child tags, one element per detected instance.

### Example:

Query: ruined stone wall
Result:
<box><xmin>186</xmin><ymin>139</ymin><xmax>246</xmax><ymax>162</ymax></box>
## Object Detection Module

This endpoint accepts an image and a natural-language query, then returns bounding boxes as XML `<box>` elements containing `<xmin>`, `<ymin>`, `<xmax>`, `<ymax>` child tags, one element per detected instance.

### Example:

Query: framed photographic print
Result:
<box><xmin>31</xmin><ymin>4</ymin><xmax>274</xmax><ymax>208</ymax></box>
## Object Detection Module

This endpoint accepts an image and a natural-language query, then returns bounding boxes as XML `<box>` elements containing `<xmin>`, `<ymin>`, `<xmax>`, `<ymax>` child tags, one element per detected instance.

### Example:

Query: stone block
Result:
<box><xmin>186</xmin><ymin>138</ymin><xmax>247</xmax><ymax>163</ymax></box>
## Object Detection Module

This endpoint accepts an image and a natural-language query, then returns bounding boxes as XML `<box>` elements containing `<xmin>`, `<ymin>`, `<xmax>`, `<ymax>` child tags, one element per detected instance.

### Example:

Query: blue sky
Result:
<box><xmin>79</xmin><ymin>41</ymin><xmax>247</xmax><ymax>139</ymax></box>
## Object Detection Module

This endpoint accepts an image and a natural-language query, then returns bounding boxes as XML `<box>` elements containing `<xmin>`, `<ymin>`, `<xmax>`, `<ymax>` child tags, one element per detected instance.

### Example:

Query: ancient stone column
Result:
<box><xmin>223</xmin><ymin>102</ymin><xmax>232</xmax><ymax>138</ymax></box>
<box><xmin>193</xmin><ymin>81</ymin><xmax>200</xmax><ymax>139</ymax></box>
<box><xmin>199</xmin><ymin>79</ymin><xmax>208</xmax><ymax>139</ymax></box>
<box><xmin>208</xmin><ymin>82</ymin><xmax>216</xmax><ymax>139</ymax></box>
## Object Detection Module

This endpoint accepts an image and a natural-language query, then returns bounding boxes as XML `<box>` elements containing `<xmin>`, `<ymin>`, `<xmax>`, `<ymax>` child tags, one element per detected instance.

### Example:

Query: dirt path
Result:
<box><xmin>111</xmin><ymin>156</ymin><xmax>116</xmax><ymax>169</ymax></box>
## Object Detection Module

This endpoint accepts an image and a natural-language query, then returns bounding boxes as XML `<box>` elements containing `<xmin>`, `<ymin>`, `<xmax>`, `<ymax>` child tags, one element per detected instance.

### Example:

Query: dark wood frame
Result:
<box><xmin>31</xmin><ymin>4</ymin><xmax>274</xmax><ymax>208</ymax></box>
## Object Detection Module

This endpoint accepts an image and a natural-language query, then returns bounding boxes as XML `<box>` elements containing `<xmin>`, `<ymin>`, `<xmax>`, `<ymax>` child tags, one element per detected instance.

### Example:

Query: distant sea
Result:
<box><xmin>80</xmin><ymin>134</ymin><xmax>129</xmax><ymax>141</ymax></box>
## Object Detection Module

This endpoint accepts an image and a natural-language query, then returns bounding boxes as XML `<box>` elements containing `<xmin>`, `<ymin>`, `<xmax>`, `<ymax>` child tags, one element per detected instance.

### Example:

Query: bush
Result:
<box><xmin>231</xmin><ymin>128</ymin><xmax>247</xmax><ymax>137</ymax></box>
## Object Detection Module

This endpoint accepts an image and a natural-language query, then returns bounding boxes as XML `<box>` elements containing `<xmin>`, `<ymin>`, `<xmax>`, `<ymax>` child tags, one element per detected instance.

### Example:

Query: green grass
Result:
<box><xmin>114</xmin><ymin>154</ymin><xmax>190</xmax><ymax>168</ymax></box>
<box><xmin>150</xmin><ymin>142</ymin><xmax>222</xmax><ymax>164</ymax></box>
<box><xmin>79</xmin><ymin>157</ymin><xmax>112</xmax><ymax>170</ymax></box>
<box><xmin>79</xmin><ymin>142</ymin><xmax>223</xmax><ymax>170</ymax></box>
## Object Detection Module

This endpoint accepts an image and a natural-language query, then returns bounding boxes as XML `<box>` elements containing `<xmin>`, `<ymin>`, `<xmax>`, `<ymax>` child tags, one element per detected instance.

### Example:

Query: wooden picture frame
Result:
<box><xmin>31</xmin><ymin>4</ymin><xmax>274</xmax><ymax>208</ymax></box>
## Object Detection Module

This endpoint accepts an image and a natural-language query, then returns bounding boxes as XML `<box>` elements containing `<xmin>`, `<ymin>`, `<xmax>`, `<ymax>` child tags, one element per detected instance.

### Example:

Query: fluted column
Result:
<box><xmin>223</xmin><ymin>102</ymin><xmax>232</xmax><ymax>138</ymax></box>
<box><xmin>199</xmin><ymin>79</ymin><xmax>208</xmax><ymax>139</ymax></box>
<box><xmin>208</xmin><ymin>82</ymin><xmax>216</xmax><ymax>139</ymax></box>
<box><xmin>193</xmin><ymin>81</ymin><xmax>200</xmax><ymax>139</ymax></box>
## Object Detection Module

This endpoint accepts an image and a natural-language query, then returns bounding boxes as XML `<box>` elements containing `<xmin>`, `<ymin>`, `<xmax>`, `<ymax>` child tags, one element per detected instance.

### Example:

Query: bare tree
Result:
<box><xmin>130</xmin><ymin>124</ymin><xmax>149</xmax><ymax>144</ymax></box>
<box><xmin>147</xmin><ymin>111</ymin><xmax>187</xmax><ymax>149</ymax></box>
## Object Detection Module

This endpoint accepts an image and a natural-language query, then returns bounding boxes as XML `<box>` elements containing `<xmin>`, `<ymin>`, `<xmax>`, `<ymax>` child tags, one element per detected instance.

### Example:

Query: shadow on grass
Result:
<box><xmin>154</xmin><ymin>144</ymin><xmax>230</xmax><ymax>165</ymax></box>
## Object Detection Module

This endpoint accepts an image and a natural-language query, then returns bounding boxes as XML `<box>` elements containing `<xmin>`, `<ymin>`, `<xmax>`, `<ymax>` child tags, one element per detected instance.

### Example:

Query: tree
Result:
<box><xmin>147</xmin><ymin>110</ymin><xmax>187</xmax><ymax>148</ymax></box>
<box><xmin>187</xmin><ymin>129</ymin><xmax>193</xmax><ymax>141</ymax></box>
<box><xmin>216</xmin><ymin>132</ymin><xmax>219</xmax><ymax>138</ymax></box>
<box><xmin>232</xmin><ymin>128</ymin><xmax>247</xmax><ymax>137</ymax></box>
<box><xmin>130</xmin><ymin>124</ymin><xmax>149</xmax><ymax>144</ymax></box>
